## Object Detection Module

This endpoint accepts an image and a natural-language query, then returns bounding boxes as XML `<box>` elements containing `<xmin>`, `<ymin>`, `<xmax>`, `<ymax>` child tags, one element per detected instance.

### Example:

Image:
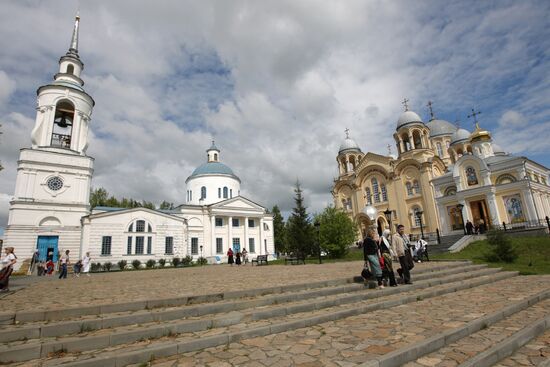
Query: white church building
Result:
<box><xmin>4</xmin><ymin>15</ymin><xmax>274</xmax><ymax>270</ymax></box>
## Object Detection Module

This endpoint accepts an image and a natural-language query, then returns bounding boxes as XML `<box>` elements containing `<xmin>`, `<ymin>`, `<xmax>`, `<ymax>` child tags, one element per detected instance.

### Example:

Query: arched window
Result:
<box><xmin>402</xmin><ymin>134</ymin><xmax>411</xmax><ymax>152</ymax></box>
<box><xmin>52</xmin><ymin>100</ymin><xmax>75</xmax><ymax>148</ymax></box>
<box><xmin>128</xmin><ymin>223</ymin><xmax>134</xmax><ymax>232</ymax></box>
<box><xmin>381</xmin><ymin>184</ymin><xmax>388</xmax><ymax>202</ymax></box>
<box><xmin>372</xmin><ymin>178</ymin><xmax>380</xmax><ymax>203</ymax></box>
<box><xmin>223</xmin><ymin>187</ymin><xmax>228</xmax><ymax>199</ymax></box>
<box><xmin>406</xmin><ymin>182</ymin><xmax>413</xmax><ymax>196</ymax></box>
<box><xmin>413</xmin><ymin>207</ymin><xmax>422</xmax><ymax>227</ymax></box>
<box><xmin>445</xmin><ymin>141</ymin><xmax>450</xmax><ymax>149</ymax></box>
<box><xmin>214</xmin><ymin>153</ymin><xmax>218</xmax><ymax>161</ymax></box>
<box><xmin>365</xmin><ymin>187</ymin><xmax>372</xmax><ymax>205</ymax></box>
<box><xmin>496</xmin><ymin>174</ymin><xmax>516</xmax><ymax>185</ymax></box>
<box><xmin>436</xmin><ymin>142</ymin><xmax>443</xmax><ymax>157</ymax></box>
<box><xmin>413</xmin><ymin>131</ymin><xmax>422</xmax><ymax>148</ymax></box>
<box><xmin>200</xmin><ymin>186</ymin><xmax>207</xmax><ymax>200</ymax></box>
<box><xmin>218</xmin><ymin>188</ymin><xmax>221</xmax><ymax>198</ymax></box>
<box><xmin>230</xmin><ymin>189</ymin><xmax>233</xmax><ymax>198</ymax></box>
<box><xmin>66</xmin><ymin>64</ymin><xmax>74</xmax><ymax>75</ymax></box>
<box><xmin>413</xmin><ymin>180</ymin><xmax>421</xmax><ymax>194</ymax></box>
<box><xmin>466</xmin><ymin>166</ymin><xmax>478</xmax><ymax>186</ymax></box>
<box><xmin>444</xmin><ymin>186</ymin><xmax>457</xmax><ymax>196</ymax></box>
<box><xmin>136</xmin><ymin>220</ymin><xmax>145</xmax><ymax>232</ymax></box>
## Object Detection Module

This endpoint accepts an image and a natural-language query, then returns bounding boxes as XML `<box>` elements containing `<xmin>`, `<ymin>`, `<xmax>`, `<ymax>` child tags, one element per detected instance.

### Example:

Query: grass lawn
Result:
<box><xmin>431</xmin><ymin>236</ymin><xmax>550</xmax><ymax>275</ymax></box>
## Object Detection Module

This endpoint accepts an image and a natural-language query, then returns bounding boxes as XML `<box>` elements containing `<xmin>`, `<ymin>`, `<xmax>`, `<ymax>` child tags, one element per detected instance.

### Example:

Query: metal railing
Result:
<box><xmin>491</xmin><ymin>218</ymin><xmax>548</xmax><ymax>232</ymax></box>
<box><xmin>51</xmin><ymin>133</ymin><xmax>71</xmax><ymax>149</ymax></box>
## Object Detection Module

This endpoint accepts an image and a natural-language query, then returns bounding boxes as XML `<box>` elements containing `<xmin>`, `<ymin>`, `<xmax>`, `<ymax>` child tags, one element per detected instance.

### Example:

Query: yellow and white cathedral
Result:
<box><xmin>332</xmin><ymin>103</ymin><xmax>550</xmax><ymax>238</ymax></box>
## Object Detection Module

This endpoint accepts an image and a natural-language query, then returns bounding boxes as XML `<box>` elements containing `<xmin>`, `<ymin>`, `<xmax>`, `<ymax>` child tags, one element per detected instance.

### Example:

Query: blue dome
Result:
<box><xmin>187</xmin><ymin>162</ymin><xmax>240</xmax><ymax>181</ymax></box>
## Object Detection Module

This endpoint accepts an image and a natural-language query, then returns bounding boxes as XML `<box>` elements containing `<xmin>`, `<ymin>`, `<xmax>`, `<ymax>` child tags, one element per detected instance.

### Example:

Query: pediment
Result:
<box><xmin>210</xmin><ymin>196</ymin><xmax>265</xmax><ymax>212</ymax></box>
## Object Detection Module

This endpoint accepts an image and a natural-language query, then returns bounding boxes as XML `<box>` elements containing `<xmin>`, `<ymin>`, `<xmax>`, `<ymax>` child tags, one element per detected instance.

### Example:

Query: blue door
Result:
<box><xmin>37</xmin><ymin>236</ymin><xmax>59</xmax><ymax>262</ymax></box>
<box><xmin>232</xmin><ymin>239</ymin><xmax>241</xmax><ymax>253</ymax></box>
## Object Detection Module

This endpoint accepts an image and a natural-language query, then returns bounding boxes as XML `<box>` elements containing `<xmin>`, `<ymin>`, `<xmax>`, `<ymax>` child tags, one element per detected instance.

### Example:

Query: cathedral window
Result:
<box><xmin>436</xmin><ymin>143</ymin><xmax>443</xmax><ymax>157</ymax></box>
<box><xmin>402</xmin><ymin>134</ymin><xmax>411</xmax><ymax>152</ymax></box>
<box><xmin>406</xmin><ymin>182</ymin><xmax>413</xmax><ymax>196</ymax></box>
<box><xmin>248</xmin><ymin>219</ymin><xmax>255</xmax><ymax>227</ymax></box>
<box><xmin>223</xmin><ymin>187</ymin><xmax>228</xmax><ymax>199</ymax></box>
<box><xmin>444</xmin><ymin>186</ymin><xmax>457</xmax><ymax>196</ymax></box>
<box><xmin>165</xmin><ymin>237</ymin><xmax>174</xmax><ymax>255</ymax></box>
<box><xmin>365</xmin><ymin>187</ymin><xmax>372</xmax><ymax>205</ymax></box>
<box><xmin>372</xmin><ymin>178</ymin><xmax>380</xmax><ymax>203</ymax></box>
<box><xmin>413</xmin><ymin>180</ymin><xmax>421</xmax><ymax>194</ymax></box>
<box><xmin>191</xmin><ymin>238</ymin><xmax>198</xmax><ymax>255</ymax></box>
<box><xmin>465</xmin><ymin>166</ymin><xmax>478</xmax><ymax>186</ymax></box>
<box><xmin>52</xmin><ymin>100</ymin><xmax>75</xmax><ymax>149</ymax></box>
<box><xmin>136</xmin><ymin>220</ymin><xmax>145</xmax><ymax>232</ymax></box>
<box><xmin>215</xmin><ymin>218</ymin><xmax>223</xmax><ymax>226</ymax></box>
<box><xmin>381</xmin><ymin>184</ymin><xmax>388</xmax><ymax>202</ymax></box>
<box><xmin>496</xmin><ymin>174</ymin><xmax>516</xmax><ymax>185</ymax></box>
<box><xmin>200</xmin><ymin>186</ymin><xmax>207</xmax><ymax>200</ymax></box>
<box><xmin>101</xmin><ymin>236</ymin><xmax>112</xmax><ymax>256</ymax></box>
<box><xmin>66</xmin><ymin>64</ymin><xmax>74</xmax><ymax>75</ymax></box>
<box><xmin>412</xmin><ymin>207</ymin><xmax>422</xmax><ymax>227</ymax></box>
<box><xmin>218</xmin><ymin>188</ymin><xmax>221</xmax><ymax>198</ymax></box>
<box><xmin>135</xmin><ymin>236</ymin><xmax>144</xmax><ymax>254</ymax></box>
<box><xmin>413</xmin><ymin>131</ymin><xmax>422</xmax><ymax>149</ymax></box>
<box><xmin>214</xmin><ymin>153</ymin><xmax>218</xmax><ymax>161</ymax></box>
<box><xmin>127</xmin><ymin>237</ymin><xmax>132</xmax><ymax>254</ymax></box>
<box><xmin>147</xmin><ymin>236</ymin><xmax>152</xmax><ymax>254</ymax></box>
<box><xmin>232</xmin><ymin>218</ymin><xmax>240</xmax><ymax>227</ymax></box>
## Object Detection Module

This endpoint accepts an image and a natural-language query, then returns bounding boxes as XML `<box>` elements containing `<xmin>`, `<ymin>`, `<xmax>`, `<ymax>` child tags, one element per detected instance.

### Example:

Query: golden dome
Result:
<box><xmin>470</xmin><ymin>123</ymin><xmax>491</xmax><ymax>142</ymax></box>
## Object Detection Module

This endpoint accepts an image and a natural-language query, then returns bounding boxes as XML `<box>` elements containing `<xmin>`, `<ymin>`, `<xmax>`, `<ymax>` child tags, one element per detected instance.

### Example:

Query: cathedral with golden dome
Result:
<box><xmin>332</xmin><ymin>100</ymin><xmax>550</xmax><ymax>238</ymax></box>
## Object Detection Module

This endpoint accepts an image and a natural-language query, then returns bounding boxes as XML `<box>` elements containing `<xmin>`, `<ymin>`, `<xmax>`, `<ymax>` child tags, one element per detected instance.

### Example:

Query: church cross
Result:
<box><xmin>427</xmin><ymin>101</ymin><xmax>435</xmax><ymax>120</ymax></box>
<box><xmin>344</xmin><ymin>128</ymin><xmax>350</xmax><ymax>138</ymax></box>
<box><xmin>467</xmin><ymin>108</ymin><xmax>482</xmax><ymax>124</ymax></box>
<box><xmin>387</xmin><ymin>144</ymin><xmax>392</xmax><ymax>156</ymax></box>
<box><xmin>402</xmin><ymin>98</ymin><xmax>410</xmax><ymax>111</ymax></box>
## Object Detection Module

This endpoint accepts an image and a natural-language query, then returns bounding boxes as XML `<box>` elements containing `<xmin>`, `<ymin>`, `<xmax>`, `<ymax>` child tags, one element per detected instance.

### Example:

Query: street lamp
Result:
<box><xmin>314</xmin><ymin>220</ymin><xmax>322</xmax><ymax>264</ymax></box>
<box><xmin>456</xmin><ymin>203</ymin><xmax>466</xmax><ymax>235</ymax></box>
<box><xmin>199</xmin><ymin>245</ymin><xmax>203</xmax><ymax>266</ymax></box>
<box><xmin>383</xmin><ymin>208</ymin><xmax>392</xmax><ymax>233</ymax></box>
<box><xmin>415</xmin><ymin>210</ymin><xmax>424</xmax><ymax>240</ymax></box>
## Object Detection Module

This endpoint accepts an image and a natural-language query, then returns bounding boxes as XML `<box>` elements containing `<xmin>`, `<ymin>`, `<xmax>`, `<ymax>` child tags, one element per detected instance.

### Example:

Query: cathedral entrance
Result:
<box><xmin>36</xmin><ymin>236</ymin><xmax>59</xmax><ymax>262</ymax></box>
<box><xmin>469</xmin><ymin>199</ymin><xmax>491</xmax><ymax>228</ymax></box>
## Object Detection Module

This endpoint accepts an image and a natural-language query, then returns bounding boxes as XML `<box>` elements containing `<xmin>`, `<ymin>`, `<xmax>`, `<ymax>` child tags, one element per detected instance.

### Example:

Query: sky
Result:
<box><xmin>0</xmin><ymin>0</ymin><xmax>549</xmax><ymax>230</ymax></box>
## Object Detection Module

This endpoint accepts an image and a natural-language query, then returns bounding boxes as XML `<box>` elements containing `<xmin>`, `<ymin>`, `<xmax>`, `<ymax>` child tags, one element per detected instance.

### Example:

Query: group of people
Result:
<box><xmin>362</xmin><ymin>224</ymin><xmax>418</xmax><ymax>288</ymax></box>
<box><xmin>465</xmin><ymin>219</ymin><xmax>486</xmax><ymax>235</ymax></box>
<box><xmin>29</xmin><ymin>250</ymin><xmax>92</xmax><ymax>278</ymax></box>
<box><xmin>227</xmin><ymin>248</ymin><xmax>248</xmax><ymax>266</ymax></box>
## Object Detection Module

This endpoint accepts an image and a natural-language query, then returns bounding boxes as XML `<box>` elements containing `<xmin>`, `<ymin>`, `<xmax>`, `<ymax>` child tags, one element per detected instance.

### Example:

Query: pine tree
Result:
<box><xmin>272</xmin><ymin>205</ymin><xmax>286</xmax><ymax>254</ymax></box>
<box><xmin>285</xmin><ymin>181</ymin><xmax>314</xmax><ymax>257</ymax></box>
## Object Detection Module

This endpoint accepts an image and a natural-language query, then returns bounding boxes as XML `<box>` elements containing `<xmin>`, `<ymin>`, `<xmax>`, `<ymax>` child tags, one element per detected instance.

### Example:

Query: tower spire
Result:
<box><xmin>67</xmin><ymin>12</ymin><xmax>80</xmax><ymax>58</ymax></box>
<box><xmin>427</xmin><ymin>101</ymin><xmax>435</xmax><ymax>121</ymax></box>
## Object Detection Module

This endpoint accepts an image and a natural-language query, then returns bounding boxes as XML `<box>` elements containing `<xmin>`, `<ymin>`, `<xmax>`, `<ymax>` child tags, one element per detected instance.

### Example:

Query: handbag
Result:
<box><xmin>405</xmin><ymin>248</ymin><xmax>415</xmax><ymax>270</ymax></box>
<box><xmin>361</xmin><ymin>267</ymin><xmax>372</xmax><ymax>279</ymax></box>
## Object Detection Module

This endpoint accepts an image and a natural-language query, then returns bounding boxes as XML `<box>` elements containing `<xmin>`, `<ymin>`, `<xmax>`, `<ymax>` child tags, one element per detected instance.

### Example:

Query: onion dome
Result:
<box><xmin>339</xmin><ymin>137</ymin><xmax>361</xmax><ymax>154</ymax></box>
<box><xmin>450</xmin><ymin>128</ymin><xmax>471</xmax><ymax>145</ymax></box>
<box><xmin>470</xmin><ymin>123</ymin><xmax>492</xmax><ymax>143</ymax></box>
<box><xmin>425</xmin><ymin>119</ymin><xmax>457</xmax><ymax>138</ymax></box>
<box><xmin>396</xmin><ymin>110</ymin><xmax>423</xmax><ymax>130</ymax></box>
<box><xmin>186</xmin><ymin>162</ymin><xmax>240</xmax><ymax>183</ymax></box>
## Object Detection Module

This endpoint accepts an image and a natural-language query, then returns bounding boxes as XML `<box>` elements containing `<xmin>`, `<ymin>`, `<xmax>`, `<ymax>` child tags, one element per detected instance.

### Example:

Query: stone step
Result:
<box><xmin>140</xmin><ymin>275</ymin><xmax>549</xmax><ymax>367</ymax></box>
<box><xmin>0</xmin><ymin>263</ymin><xmax>483</xmax><ymax>343</ymax></box>
<box><xmin>0</xmin><ymin>262</ymin><xmax>471</xmax><ymax>325</ymax></box>
<box><xmin>3</xmin><ymin>268</ymin><xmax>517</xmax><ymax>366</ymax></box>
<box><xmin>493</xmin><ymin>329</ymin><xmax>550</xmax><ymax>367</ymax></box>
<box><xmin>404</xmin><ymin>298</ymin><xmax>550</xmax><ymax>367</ymax></box>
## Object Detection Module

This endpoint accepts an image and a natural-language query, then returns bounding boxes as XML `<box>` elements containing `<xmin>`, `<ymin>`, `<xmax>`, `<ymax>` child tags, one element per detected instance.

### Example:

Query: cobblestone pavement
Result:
<box><xmin>0</xmin><ymin>261</ymin><xmax>447</xmax><ymax>313</ymax></box>
<box><xmin>495</xmin><ymin>330</ymin><xmax>550</xmax><ymax>367</ymax></box>
<box><xmin>144</xmin><ymin>275</ymin><xmax>550</xmax><ymax>367</ymax></box>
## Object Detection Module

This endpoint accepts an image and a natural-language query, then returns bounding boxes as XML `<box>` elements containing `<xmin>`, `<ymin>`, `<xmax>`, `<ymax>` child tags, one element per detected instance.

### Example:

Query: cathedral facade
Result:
<box><xmin>4</xmin><ymin>16</ymin><xmax>274</xmax><ymax>270</ymax></box>
<box><xmin>332</xmin><ymin>103</ymin><xmax>550</xmax><ymax>239</ymax></box>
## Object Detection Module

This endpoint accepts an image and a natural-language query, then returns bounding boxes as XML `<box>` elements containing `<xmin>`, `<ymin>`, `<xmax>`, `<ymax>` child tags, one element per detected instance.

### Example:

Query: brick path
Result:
<box><xmin>494</xmin><ymin>330</ymin><xmax>550</xmax><ymax>367</ymax></box>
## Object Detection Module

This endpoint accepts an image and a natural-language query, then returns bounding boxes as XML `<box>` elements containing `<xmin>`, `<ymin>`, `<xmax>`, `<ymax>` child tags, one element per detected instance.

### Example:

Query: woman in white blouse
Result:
<box><xmin>0</xmin><ymin>247</ymin><xmax>17</xmax><ymax>292</ymax></box>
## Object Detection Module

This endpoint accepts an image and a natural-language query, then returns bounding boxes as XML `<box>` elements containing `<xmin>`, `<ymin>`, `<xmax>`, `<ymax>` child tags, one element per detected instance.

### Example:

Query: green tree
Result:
<box><xmin>89</xmin><ymin>187</ymin><xmax>109</xmax><ymax>208</ymax></box>
<box><xmin>485</xmin><ymin>229</ymin><xmax>518</xmax><ymax>263</ymax></box>
<box><xmin>285</xmin><ymin>181</ymin><xmax>314</xmax><ymax>256</ymax></box>
<box><xmin>272</xmin><ymin>205</ymin><xmax>286</xmax><ymax>254</ymax></box>
<box><xmin>316</xmin><ymin>206</ymin><xmax>356</xmax><ymax>258</ymax></box>
<box><xmin>159</xmin><ymin>201</ymin><xmax>174</xmax><ymax>210</ymax></box>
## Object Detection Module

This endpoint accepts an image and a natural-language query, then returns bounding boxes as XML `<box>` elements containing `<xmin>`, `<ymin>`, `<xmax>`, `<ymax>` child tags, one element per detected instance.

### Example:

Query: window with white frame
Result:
<box><xmin>365</xmin><ymin>187</ymin><xmax>372</xmax><ymax>204</ymax></box>
<box><xmin>135</xmin><ymin>236</ymin><xmax>144</xmax><ymax>254</ymax></box>
<box><xmin>381</xmin><ymin>184</ymin><xmax>388</xmax><ymax>202</ymax></box>
<box><xmin>191</xmin><ymin>237</ymin><xmax>199</xmax><ymax>255</ymax></box>
<box><xmin>216</xmin><ymin>238</ymin><xmax>223</xmax><ymax>254</ymax></box>
<box><xmin>147</xmin><ymin>236</ymin><xmax>152</xmax><ymax>254</ymax></box>
<box><xmin>223</xmin><ymin>187</ymin><xmax>228</xmax><ymax>198</ymax></box>
<box><xmin>436</xmin><ymin>142</ymin><xmax>443</xmax><ymax>157</ymax></box>
<box><xmin>218</xmin><ymin>188</ymin><xmax>221</xmax><ymax>198</ymax></box>
<box><xmin>406</xmin><ymin>182</ymin><xmax>413</xmax><ymax>196</ymax></box>
<box><xmin>215</xmin><ymin>218</ymin><xmax>223</xmax><ymax>227</ymax></box>
<box><xmin>232</xmin><ymin>218</ymin><xmax>240</xmax><ymax>227</ymax></box>
<box><xmin>372</xmin><ymin>178</ymin><xmax>380</xmax><ymax>203</ymax></box>
<box><xmin>165</xmin><ymin>237</ymin><xmax>173</xmax><ymax>255</ymax></box>
<box><xmin>413</xmin><ymin>207</ymin><xmax>422</xmax><ymax>227</ymax></box>
<box><xmin>127</xmin><ymin>237</ymin><xmax>132</xmax><ymax>254</ymax></box>
<box><xmin>413</xmin><ymin>180</ymin><xmax>421</xmax><ymax>194</ymax></box>
<box><xmin>136</xmin><ymin>220</ymin><xmax>145</xmax><ymax>232</ymax></box>
<box><xmin>249</xmin><ymin>238</ymin><xmax>255</xmax><ymax>253</ymax></box>
<box><xmin>101</xmin><ymin>236</ymin><xmax>112</xmax><ymax>255</ymax></box>
<box><xmin>248</xmin><ymin>219</ymin><xmax>255</xmax><ymax>227</ymax></box>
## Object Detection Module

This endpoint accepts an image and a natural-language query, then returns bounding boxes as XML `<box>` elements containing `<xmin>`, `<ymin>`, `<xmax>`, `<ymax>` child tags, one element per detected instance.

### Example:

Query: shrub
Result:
<box><xmin>182</xmin><ymin>255</ymin><xmax>193</xmax><ymax>266</ymax></box>
<box><xmin>117</xmin><ymin>260</ymin><xmax>127</xmax><ymax>271</ymax></box>
<box><xmin>158</xmin><ymin>258</ymin><xmax>166</xmax><ymax>267</ymax></box>
<box><xmin>90</xmin><ymin>262</ymin><xmax>102</xmax><ymax>272</ymax></box>
<box><xmin>172</xmin><ymin>257</ymin><xmax>181</xmax><ymax>268</ymax></box>
<box><xmin>132</xmin><ymin>259</ymin><xmax>142</xmax><ymax>270</ymax></box>
<box><xmin>196</xmin><ymin>257</ymin><xmax>208</xmax><ymax>266</ymax></box>
<box><xmin>102</xmin><ymin>262</ymin><xmax>112</xmax><ymax>272</ymax></box>
<box><xmin>146</xmin><ymin>259</ymin><xmax>156</xmax><ymax>269</ymax></box>
<box><xmin>485</xmin><ymin>229</ymin><xmax>518</xmax><ymax>263</ymax></box>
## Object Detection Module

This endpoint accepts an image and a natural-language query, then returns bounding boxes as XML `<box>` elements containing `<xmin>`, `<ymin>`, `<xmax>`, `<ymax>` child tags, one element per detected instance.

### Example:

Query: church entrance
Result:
<box><xmin>469</xmin><ymin>199</ymin><xmax>491</xmax><ymax>228</ymax></box>
<box><xmin>447</xmin><ymin>206</ymin><xmax>464</xmax><ymax>231</ymax></box>
<box><xmin>36</xmin><ymin>236</ymin><xmax>59</xmax><ymax>262</ymax></box>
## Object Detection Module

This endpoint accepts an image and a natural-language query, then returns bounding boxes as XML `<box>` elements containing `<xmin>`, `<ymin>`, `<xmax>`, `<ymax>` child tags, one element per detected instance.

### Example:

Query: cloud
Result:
<box><xmin>0</xmin><ymin>0</ymin><xmax>549</xmax><ymax>228</ymax></box>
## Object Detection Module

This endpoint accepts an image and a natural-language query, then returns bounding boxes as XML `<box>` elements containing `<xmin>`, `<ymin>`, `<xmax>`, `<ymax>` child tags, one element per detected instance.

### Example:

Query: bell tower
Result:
<box><xmin>4</xmin><ymin>14</ymin><xmax>95</xmax><ymax>269</ymax></box>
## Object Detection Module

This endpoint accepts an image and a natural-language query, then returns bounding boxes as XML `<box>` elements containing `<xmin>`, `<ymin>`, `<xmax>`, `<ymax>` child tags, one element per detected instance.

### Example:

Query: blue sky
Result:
<box><xmin>0</xmin><ymin>0</ymin><xmax>549</xmax><ymax>228</ymax></box>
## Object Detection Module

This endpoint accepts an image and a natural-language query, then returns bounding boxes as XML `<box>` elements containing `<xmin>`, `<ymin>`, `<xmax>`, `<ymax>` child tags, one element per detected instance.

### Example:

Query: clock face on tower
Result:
<box><xmin>46</xmin><ymin>176</ymin><xmax>64</xmax><ymax>191</ymax></box>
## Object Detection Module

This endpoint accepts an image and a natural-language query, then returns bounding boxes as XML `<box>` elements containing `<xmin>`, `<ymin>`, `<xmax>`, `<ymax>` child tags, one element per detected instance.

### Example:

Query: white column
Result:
<box><xmin>228</xmin><ymin>216</ymin><xmax>232</xmax><ymax>251</ymax></box>
<box><xmin>437</xmin><ymin>203</ymin><xmax>449</xmax><ymax>235</ymax></box>
<box><xmin>211</xmin><ymin>215</ymin><xmax>216</xmax><ymax>257</ymax></box>
<box><xmin>522</xmin><ymin>190</ymin><xmax>537</xmax><ymax>221</ymax></box>
<box><xmin>259</xmin><ymin>218</ymin><xmax>264</xmax><ymax>255</ymax></box>
<box><xmin>459</xmin><ymin>199</ymin><xmax>472</xmax><ymax>222</ymax></box>
<box><xmin>244</xmin><ymin>216</ymin><xmax>248</xmax><ymax>251</ymax></box>
<box><xmin>486</xmin><ymin>192</ymin><xmax>501</xmax><ymax>226</ymax></box>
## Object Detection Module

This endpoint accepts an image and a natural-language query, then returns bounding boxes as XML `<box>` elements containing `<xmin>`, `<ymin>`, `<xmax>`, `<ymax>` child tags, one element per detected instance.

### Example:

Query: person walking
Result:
<box><xmin>392</xmin><ymin>225</ymin><xmax>413</xmax><ymax>285</ymax></box>
<box><xmin>465</xmin><ymin>220</ymin><xmax>474</xmax><ymax>235</ymax></box>
<box><xmin>363</xmin><ymin>228</ymin><xmax>384</xmax><ymax>288</ymax></box>
<box><xmin>235</xmin><ymin>251</ymin><xmax>242</xmax><ymax>265</ymax></box>
<box><xmin>227</xmin><ymin>248</ymin><xmax>234</xmax><ymax>266</ymax></box>
<box><xmin>0</xmin><ymin>247</ymin><xmax>17</xmax><ymax>292</ymax></box>
<box><xmin>58</xmin><ymin>250</ymin><xmax>70</xmax><ymax>279</ymax></box>
<box><xmin>82</xmin><ymin>252</ymin><xmax>91</xmax><ymax>277</ymax></box>
<box><xmin>379</xmin><ymin>230</ymin><xmax>398</xmax><ymax>287</ymax></box>
<box><xmin>241</xmin><ymin>248</ymin><xmax>248</xmax><ymax>265</ymax></box>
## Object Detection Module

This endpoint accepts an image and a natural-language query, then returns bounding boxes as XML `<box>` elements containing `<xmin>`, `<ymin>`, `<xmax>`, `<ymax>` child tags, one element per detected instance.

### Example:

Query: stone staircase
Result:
<box><xmin>428</xmin><ymin>233</ymin><xmax>465</xmax><ymax>254</ymax></box>
<box><xmin>0</xmin><ymin>262</ymin><xmax>548</xmax><ymax>367</ymax></box>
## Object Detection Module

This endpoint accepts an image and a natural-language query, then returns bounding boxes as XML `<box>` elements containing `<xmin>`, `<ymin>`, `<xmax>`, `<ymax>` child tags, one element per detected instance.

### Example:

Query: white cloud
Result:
<box><xmin>0</xmin><ymin>71</ymin><xmax>16</xmax><ymax>108</ymax></box>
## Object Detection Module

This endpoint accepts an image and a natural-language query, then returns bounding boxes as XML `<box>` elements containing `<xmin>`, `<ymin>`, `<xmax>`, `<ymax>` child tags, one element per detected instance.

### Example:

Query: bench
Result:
<box><xmin>251</xmin><ymin>255</ymin><xmax>268</xmax><ymax>266</ymax></box>
<box><xmin>284</xmin><ymin>256</ymin><xmax>306</xmax><ymax>265</ymax></box>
